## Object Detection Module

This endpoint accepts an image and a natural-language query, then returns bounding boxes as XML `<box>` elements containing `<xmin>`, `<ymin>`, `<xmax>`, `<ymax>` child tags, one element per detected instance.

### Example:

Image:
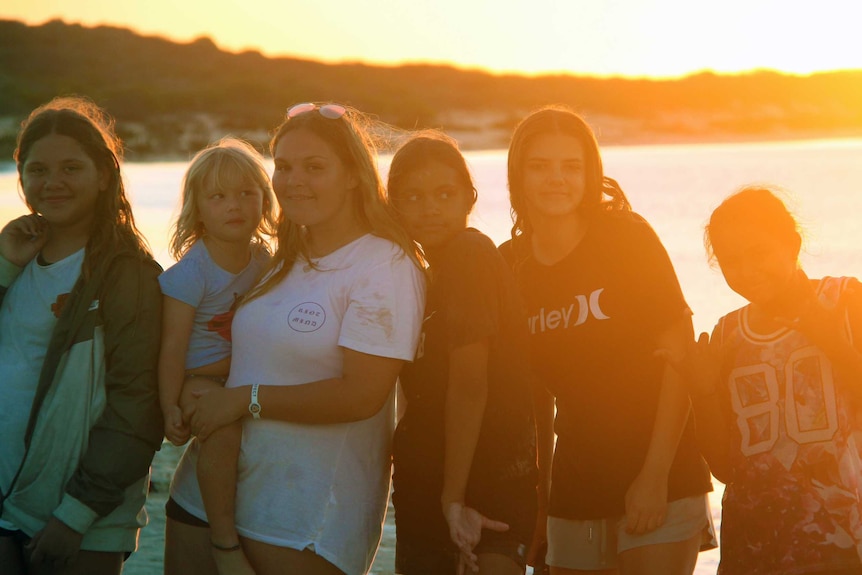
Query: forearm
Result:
<box><xmin>532</xmin><ymin>381</ymin><xmax>555</xmax><ymax>507</ymax></box>
<box><xmin>62</xmin><ymin>428</ymin><xmax>157</xmax><ymax>532</ymax></box>
<box><xmin>251</xmin><ymin>377</ymin><xmax>393</xmax><ymax>423</ymax></box>
<box><xmin>158</xmin><ymin>354</ymin><xmax>185</xmax><ymax>411</ymax></box>
<box><xmin>441</xmin><ymin>374</ymin><xmax>488</xmax><ymax>507</ymax></box>
<box><xmin>641</xmin><ymin>366</ymin><xmax>691</xmax><ymax>479</ymax></box>
<box><xmin>689</xmin><ymin>391</ymin><xmax>732</xmax><ymax>483</ymax></box>
<box><xmin>0</xmin><ymin>252</ymin><xmax>22</xmax><ymax>289</ymax></box>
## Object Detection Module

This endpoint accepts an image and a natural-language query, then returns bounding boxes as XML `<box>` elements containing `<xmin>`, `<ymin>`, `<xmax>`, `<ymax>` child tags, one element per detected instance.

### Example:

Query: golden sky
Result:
<box><xmin>3</xmin><ymin>0</ymin><xmax>862</xmax><ymax>78</ymax></box>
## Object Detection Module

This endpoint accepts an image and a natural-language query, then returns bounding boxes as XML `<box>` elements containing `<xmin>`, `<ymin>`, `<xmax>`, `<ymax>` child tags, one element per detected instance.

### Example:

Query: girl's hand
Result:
<box><xmin>657</xmin><ymin>332</ymin><xmax>723</xmax><ymax>397</ymax></box>
<box><xmin>624</xmin><ymin>470</ymin><xmax>668</xmax><ymax>535</ymax></box>
<box><xmin>163</xmin><ymin>404</ymin><xmax>190</xmax><ymax>446</ymax></box>
<box><xmin>444</xmin><ymin>502</ymin><xmax>509</xmax><ymax>573</ymax></box>
<box><xmin>25</xmin><ymin>516</ymin><xmax>83</xmax><ymax>572</ymax></box>
<box><xmin>0</xmin><ymin>214</ymin><xmax>48</xmax><ymax>267</ymax></box>
<box><xmin>184</xmin><ymin>386</ymin><xmax>246</xmax><ymax>441</ymax></box>
<box><xmin>783</xmin><ymin>290</ymin><xmax>855</xmax><ymax>360</ymax></box>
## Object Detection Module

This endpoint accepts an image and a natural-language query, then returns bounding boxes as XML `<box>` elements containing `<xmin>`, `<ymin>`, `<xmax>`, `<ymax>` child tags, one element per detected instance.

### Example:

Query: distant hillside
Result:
<box><xmin>2</xmin><ymin>19</ymin><xmax>862</xmax><ymax>160</ymax></box>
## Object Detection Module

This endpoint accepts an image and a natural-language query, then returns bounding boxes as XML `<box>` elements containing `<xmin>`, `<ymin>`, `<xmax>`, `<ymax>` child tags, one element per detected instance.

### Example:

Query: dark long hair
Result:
<box><xmin>387</xmin><ymin>129</ymin><xmax>478</xmax><ymax>209</ymax></box>
<box><xmin>14</xmin><ymin>96</ymin><xmax>151</xmax><ymax>278</ymax></box>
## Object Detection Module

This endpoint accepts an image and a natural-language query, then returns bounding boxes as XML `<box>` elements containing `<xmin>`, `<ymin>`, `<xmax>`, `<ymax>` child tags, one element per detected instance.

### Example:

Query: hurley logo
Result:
<box><xmin>528</xmin><ymin>288</ymin><xmax>610</xmax><ymax>334</ymax></box>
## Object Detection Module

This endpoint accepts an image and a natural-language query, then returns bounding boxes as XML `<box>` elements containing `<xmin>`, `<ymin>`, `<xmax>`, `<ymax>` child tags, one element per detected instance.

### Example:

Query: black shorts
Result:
<box><xmin>0</xmin><ymin>526</ymin><xmax>30</xmax><ymax>546</ymax></box>
<box><xmin>395</xmin><ymin>528</ymin><xmax>529</xmax><ymax>575</ymax></box>
<box><xmin>165</xmin><ymin>497</ymin><xmax>209</xmax><ymax>528</ymax></box>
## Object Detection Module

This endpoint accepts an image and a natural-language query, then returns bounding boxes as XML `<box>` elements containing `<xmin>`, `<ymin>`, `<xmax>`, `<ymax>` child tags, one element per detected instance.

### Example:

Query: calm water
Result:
<box><xmin>2</xmin><ymin>138</ymin><xmax>861</xmax><ymax>574</ymax></box>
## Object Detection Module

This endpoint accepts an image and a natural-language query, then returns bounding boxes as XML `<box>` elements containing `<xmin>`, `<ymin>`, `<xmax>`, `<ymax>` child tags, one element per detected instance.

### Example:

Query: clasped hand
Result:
<box><xmin>25</xmin><ymin>516</ymin><xmax>83</xmax><ymax>573</ymax></box>
<box><xmin>183</xmin><ymin>386</ymin><xmax>243</xmax><ymax>441</ymax></box>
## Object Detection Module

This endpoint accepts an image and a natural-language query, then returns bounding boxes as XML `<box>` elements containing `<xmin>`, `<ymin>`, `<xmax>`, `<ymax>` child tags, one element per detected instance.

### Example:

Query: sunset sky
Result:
<box><xmin>3</xmin><ymin>0</ymin><xmax>862</xmax><ymax>78</ymax></box>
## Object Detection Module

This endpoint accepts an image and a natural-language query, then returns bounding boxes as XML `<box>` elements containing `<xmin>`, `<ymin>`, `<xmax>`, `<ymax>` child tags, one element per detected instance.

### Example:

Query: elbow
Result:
<box><xmin>710</xmin><ymin>465</ymin><xmax>732</xmax><ymax>486</ymax></box>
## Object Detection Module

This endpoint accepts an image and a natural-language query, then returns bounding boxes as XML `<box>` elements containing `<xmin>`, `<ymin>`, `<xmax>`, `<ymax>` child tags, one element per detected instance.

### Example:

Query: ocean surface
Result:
<box><xmin>1</xmin><ymin>138</ymin><xmax>861</xmax><ymax>574</ymax></box>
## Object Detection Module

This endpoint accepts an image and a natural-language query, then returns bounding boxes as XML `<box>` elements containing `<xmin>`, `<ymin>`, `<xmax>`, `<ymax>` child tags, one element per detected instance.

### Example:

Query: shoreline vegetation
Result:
<box><xmin>2</xmin><ymin>19</ymin><xmax>862</xmax><ymax>161</ymax></box>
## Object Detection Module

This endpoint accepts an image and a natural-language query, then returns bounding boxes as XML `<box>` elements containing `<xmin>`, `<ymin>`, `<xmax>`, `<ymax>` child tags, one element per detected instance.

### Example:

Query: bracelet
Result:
<box><xmin>211</xmin><ymin>541</ymin><xmax>242</xmax><ymax>552</ymax></box>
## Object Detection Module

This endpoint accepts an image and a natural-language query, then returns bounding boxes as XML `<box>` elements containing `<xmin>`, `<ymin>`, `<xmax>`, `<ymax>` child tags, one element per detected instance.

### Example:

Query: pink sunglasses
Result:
<box><xmin>286</xmin><ymin>102</ymin><xmax>347</xmax><ymax>120</ymax></box>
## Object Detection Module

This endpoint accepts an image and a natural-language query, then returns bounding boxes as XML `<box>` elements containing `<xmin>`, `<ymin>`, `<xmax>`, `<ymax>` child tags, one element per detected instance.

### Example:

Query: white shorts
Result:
<box><xmin>545</xmin><ymin>494</ymin><xmax>716</xmax><ymax>571</ymax></box>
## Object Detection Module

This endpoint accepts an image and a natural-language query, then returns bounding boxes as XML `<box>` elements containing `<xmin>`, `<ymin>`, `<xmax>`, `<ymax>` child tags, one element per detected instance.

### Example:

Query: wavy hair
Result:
<box><xmin>169</xmin><ymin>137</ymin><xmax>278</xmax><ymax>260</ymax></box>
<box><xmin>507</xmin><ymin>105</ymin><xmax>630</xmax><ymax>240</ymax></box>
<box><xmin>14</xmin><ymin>96</ymin><xmax>151</xmax><ymax>278</ymax></box>
<box><xmin>245</xmin><ymin>104</ymin><xmax>424</xmax><ymax>303</ymax></box>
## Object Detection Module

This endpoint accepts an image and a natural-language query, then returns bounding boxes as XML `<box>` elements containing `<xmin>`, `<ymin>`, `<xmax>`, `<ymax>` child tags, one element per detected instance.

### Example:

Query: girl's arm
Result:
<box><xmin>625</xmin><ymin>316</ymin><xmax>695</xmax><ymax>535</ymax></box>
<box><xmin>440</xmin><ymin>338</ymin><xmax>509</xmax><ymax>565</ymax></box>
<box><xmin>793</xmin><ymin>280</ymin><xmax>862</xmax><ymax>397</ymax></box>
<box><xmin>686</xmin><ymin>329</ymin><xmax>733</xmax><ymax>483</ymax></box>
<box><xmin>528</xmin><ymin>377</ymin><xmax>555</xmax><ymax>567</ymax></box>
<box><xmin>158</xmin><ymin>295</ymin><xmax>195</xmax><ymax>445</ymax></box>
<box><xmin>53</xmin><ymin>256</ymin><xmax>164</xmax><ymax>538</ymax></box>
<box><xmin>187</xmin><ymin>347</ymin><xmax>405</xmax><ymax>438</ymax></box>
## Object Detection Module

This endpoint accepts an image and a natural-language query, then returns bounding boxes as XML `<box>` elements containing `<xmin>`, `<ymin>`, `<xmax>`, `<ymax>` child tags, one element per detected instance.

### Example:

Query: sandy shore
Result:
<box><xmin>123</xmin><ymin>443</ymin><xmax>720</xmax><ymax>575</ymax></box>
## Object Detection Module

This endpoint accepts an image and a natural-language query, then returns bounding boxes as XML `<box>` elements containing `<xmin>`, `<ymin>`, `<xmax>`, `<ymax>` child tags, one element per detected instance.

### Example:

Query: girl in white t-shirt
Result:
<box><xmin>158</xmin><ymin>138</ymin><xmax>276</xmax><ymax>575</ymax></box>
<box><xmin>165</xmin><ymin>103</ymin><xmax>425</xmax><ymax>575</ymax></box>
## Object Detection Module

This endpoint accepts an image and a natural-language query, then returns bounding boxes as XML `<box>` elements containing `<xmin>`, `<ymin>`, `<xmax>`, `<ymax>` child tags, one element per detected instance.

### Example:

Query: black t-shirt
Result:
<box><xmin>393</xmin><ymin>229</ymin><xmax>538</xmax><ymax>545</ymax></box>
<box><xmin>501</xmin><ymin>211</ymin><xmax>711</xmax><ymax>520</ymax></box>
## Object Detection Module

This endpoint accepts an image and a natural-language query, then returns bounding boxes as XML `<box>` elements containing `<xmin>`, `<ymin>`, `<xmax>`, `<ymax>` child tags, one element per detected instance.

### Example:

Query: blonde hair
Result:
<box><xmin>169</xmin><ymin>137</ymin><xmax>278</xmax><ymax>260</ymax></box>
<box><xmin>246</xmin><ymin>104</ymin><xmax>424</xmax><ymax>303</ymax></box>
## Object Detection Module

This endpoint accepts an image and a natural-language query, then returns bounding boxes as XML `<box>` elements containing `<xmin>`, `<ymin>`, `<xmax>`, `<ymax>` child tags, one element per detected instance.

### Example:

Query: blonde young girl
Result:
<box><xmin>0</xmin><ymin>96</ymin><xmax>163</xmax><ymax>575</ymax></box>
<box><xmin>158</xmin><ymin>138</ymin><xmax>276</xmax><ymax>575</ymax></box>
<box><xmin>682</xmin><ymin>186</ymin><xmax>862</xmax><ymax>575</ymax></box>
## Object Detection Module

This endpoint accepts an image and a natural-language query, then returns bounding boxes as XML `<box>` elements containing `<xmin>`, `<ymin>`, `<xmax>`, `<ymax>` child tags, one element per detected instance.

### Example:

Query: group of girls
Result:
<box><xmin>0</xmin><ymin>95</ymin><xmax>859</xmax><ymax>575</ymax></box>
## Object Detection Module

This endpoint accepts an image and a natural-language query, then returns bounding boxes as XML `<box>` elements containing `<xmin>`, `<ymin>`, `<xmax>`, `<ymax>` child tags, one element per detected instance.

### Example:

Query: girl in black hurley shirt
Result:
<box><xmin>501</xmin><ymin>106</ymin><xmax>714</xmax><ymax>575</ymax></box>
<box><xmin>389</xmin><ymin>131</ymin><xmax>538</xmax><ymax>575</ymax></box>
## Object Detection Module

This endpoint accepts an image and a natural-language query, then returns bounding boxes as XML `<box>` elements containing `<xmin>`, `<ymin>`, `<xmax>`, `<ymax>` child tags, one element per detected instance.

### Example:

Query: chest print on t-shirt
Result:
<box><xmin>527</xmin><ymin>287</ymin><xmax>610</xmax><ymax>334</ymax></box>
<box><xmin>287</xmin><ymin>302</ymin><xmax>326</xmax><ymax>333</ymax></box>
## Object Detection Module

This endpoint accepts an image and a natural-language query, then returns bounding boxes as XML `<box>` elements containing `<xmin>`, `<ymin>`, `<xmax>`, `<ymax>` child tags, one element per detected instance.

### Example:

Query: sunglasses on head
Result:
<box><xmin>286</xmin><ymin>103</ymin><xmax>347</xmax><ymax>120</ymax></box>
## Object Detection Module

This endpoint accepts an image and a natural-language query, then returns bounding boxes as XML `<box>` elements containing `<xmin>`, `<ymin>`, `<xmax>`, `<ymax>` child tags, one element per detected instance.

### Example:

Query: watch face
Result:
<box><xmin>250</xmin><ymin>404</ymin><xmax>261</xmax><ymax>414</ymax></box>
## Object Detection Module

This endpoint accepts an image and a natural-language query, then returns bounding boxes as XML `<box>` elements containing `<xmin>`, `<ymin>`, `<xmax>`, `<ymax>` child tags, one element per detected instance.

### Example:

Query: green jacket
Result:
<box><xmin>0</xmin><ymin>249</ymin><xmax>163</xmax><ymax>552</ymax></box>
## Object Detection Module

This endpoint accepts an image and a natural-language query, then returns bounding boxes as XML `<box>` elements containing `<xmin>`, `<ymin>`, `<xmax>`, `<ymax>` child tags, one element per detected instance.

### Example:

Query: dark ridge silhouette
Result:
<box><xmin>2</xmin><ymin>19</ymin><xmax>862</xmax><ymax>160</ymax></box>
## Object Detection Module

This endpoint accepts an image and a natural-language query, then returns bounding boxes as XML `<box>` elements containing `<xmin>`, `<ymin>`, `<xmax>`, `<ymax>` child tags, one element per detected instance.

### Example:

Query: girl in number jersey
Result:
<box><xmin>685</xmin><ymin>186</ymin><xmax>862</xmax><ymax>575</ymax></box>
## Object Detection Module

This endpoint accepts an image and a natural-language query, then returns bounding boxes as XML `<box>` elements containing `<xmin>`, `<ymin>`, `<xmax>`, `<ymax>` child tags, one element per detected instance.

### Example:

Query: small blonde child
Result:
<box><xmin>157</xmin><ymin>138</ymin><xmax>277</xmax><ymax>575</ymax></box>
<box><xmin>682</xmin><ymin>186</ymin><xmax>862</xmax><ymax>575</ymax></box>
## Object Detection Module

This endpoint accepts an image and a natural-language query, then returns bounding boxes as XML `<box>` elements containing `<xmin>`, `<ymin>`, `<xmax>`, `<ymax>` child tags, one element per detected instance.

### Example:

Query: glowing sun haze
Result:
<box><xmin>2</xmin><ymin>0</ymin><xmax>862</xmax><ymax>78</ymax></box>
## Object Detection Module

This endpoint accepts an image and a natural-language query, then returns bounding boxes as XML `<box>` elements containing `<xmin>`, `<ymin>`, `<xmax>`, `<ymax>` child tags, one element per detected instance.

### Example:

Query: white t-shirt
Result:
<box><xmin>0</xmin><ymin>248</ymin><xmax>84</xmax><ymax>530</ymax></box>
<box><xmin>170</xmin><ymin>234</ymin><xmax>425</xmax><ymax>575</ymax></box>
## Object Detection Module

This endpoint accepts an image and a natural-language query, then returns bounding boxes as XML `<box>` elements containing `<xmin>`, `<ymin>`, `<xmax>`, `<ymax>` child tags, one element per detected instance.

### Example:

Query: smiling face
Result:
<box><xmin>521</xmin><ymin>132</ymin><xmax>587</xmax><ymax>221</ymax></box>
<box><xmin>712</xmin><ymin>226</ymin><xmax>800</xmax><ymax>307</ymax></box>
<box><xmin>392</xmin><ymin>160</ymin><xmax>472</xmax><ymax>251</ymax></box>
<box><xmin>271</xmin><ymin>128</ymin><xmax>358</xmax><ymax>234</ymax></box>
<box><xmin>20</xmin><ymin>133</ymin><xmax>106</xmax><ymax>233</ymax></box>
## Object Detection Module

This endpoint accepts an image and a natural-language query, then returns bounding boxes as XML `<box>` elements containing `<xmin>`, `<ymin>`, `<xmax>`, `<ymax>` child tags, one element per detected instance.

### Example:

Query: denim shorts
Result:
<box><xmin>545</xmin><ymin>494</ymin><xmax>716</xmax><ymax>571</ymax></box>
